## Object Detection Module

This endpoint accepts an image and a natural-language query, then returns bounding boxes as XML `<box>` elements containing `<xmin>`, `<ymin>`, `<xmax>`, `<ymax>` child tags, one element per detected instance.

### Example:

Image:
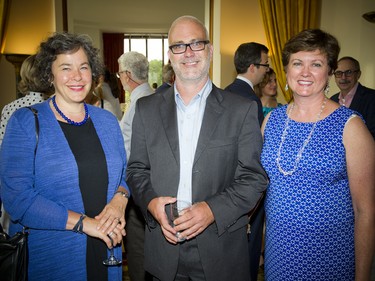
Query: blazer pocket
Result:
<box><xmin>206</xmin><ymin>136</ymin><xmax>238</xmax><ymax>149</ymax></box>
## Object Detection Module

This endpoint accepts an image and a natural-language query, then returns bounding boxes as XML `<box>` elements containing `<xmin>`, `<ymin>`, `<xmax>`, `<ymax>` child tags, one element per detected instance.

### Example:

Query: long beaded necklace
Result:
<box><xmin>276</xmin><ymin>96</ymin><xmax>327</xmax><ymax>176</ymax></box>
<box><xmin>52</xmin><ymin>95</ymin><xmax>89</xmax><ymax>126</ymax></box>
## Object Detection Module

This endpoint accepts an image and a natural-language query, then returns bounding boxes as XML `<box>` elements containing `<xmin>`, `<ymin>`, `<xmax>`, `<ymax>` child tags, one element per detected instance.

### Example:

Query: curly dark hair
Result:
<box><xmin>282</xmin><ymin>29</ymin><xmax>340</xmax><ymax>75</ymax></box>
<box><xmin>35</xmin><ymin>32</ymin><xmax>104</xmax><ymax>93</ymax></box>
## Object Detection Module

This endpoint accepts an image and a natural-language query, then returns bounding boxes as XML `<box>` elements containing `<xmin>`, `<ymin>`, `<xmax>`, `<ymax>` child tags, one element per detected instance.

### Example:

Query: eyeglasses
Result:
<box><xmin>334</xmin><ymin>70</ymin><xmax>359</xmax><ymax>78</ymax></box>
<box><xmin>116</xmin><ymin>70</ymin><xmax>140</xmax><ymax>85</ymax></box>
<box><xmin>253</xmin><ymin>63</ymin><xmax>270</xmax><ymax>69</ymax></box>
<box><xmin>116</xmin><ymin>71</ymin><xmax>126</xmax><ymax>79</ymax></box>
<box><xmin>169</xmin><ymin>40</ymin><xmax>210</xmax><ymax>54</ymax></box>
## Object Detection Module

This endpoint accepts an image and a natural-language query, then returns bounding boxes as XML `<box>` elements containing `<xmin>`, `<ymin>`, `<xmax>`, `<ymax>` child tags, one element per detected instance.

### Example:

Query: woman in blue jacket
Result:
<box><xmin>0</xmin><ymin>32</ymin><xmax>129</xmax><ymax>281</ymax></box>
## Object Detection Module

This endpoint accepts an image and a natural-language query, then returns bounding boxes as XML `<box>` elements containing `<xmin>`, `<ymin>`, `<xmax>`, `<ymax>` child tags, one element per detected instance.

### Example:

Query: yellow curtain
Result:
<box><xmin>0</xmin><ymin>0</ymin><xmax>10</xmax><ymax>59</ymax></box>
<box><xmin>259</xmin><ymin>0</ymin><xmax>321</xmax><ymax>102</ymax></box>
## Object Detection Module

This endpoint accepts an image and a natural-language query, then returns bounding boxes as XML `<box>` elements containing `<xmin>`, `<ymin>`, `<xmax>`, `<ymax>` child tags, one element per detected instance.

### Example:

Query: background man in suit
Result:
<box><xmin>126</xmin><ymin>15</ymin><xmax>268</xmax><ymax>281</ymax></box>
<box><xmin>331</xmin><ymin>56</ymin><xmax>375</xmax><ymax>139</ymax></box>
<box><xmin>117</xmin><ymin>51</ymin><xmax>153</xmax><ymax>281</ymax></box>
<box><xmin>225</xmin><ymin>42</ymin><xmax>270</xmax><ymax>125</ymax></box>
<box><xmin>225</xmin><ymin>42</ymin><xmax>269</xmax><ymax>281</ymax></box>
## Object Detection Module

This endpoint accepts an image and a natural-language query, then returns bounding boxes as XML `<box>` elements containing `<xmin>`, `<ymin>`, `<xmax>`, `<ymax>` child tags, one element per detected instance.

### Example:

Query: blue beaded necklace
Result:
<box><xmin>52</xmin><ymin>95</ymin><xmax>89</xmax><ymax>126</ymax></box>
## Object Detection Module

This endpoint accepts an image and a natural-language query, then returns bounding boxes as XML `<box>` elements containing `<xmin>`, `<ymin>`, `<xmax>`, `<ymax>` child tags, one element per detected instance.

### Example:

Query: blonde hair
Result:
<box><xmin>18</xmin><ymin>55</ymin><xmax>42</xmax><ymax>95</ymax></box>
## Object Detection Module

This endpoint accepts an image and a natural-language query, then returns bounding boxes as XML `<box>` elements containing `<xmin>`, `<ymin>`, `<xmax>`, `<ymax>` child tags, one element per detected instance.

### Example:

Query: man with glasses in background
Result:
<box><xmin>331</xmin><ymin>56</ymin><xmax>375</xmax><ymax>139</ymax></box>
<box><xmin>117</xmin><ymin>51</ymin><xmax>153</xmax><ymax>281</ymax></box>
<box><xmin>126</xmin><ymin>15</ymin><xmax>268</xmax><ymax>281</ymax></box>
<box><xmin>225</xmin><ymin>42</ymin><xmax>270</xmax><ymax>125</ymax></box>
<box><xmin>225</xmin><ymin>42</ymin><xmax>269</xmax><ymax>281</ymax></box>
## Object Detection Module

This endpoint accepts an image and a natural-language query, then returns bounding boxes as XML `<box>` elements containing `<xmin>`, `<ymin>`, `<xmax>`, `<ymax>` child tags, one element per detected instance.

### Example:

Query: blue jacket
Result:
<box><xmin>0</xmin><ymin>100</ymin><xmax>127</xmax><ymax>280</ymax></box>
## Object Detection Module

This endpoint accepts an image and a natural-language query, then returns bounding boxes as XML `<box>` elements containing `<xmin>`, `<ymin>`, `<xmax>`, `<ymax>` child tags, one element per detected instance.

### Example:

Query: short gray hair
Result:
<box><xmin>168</xmin><ymin>15</ymin><xmax>209</xmax><ymax>42</ymax></box>
<box><xmin>118</xmin><ymin>51</ymin><xmax>149</xmax><ymax>82</ymax></box>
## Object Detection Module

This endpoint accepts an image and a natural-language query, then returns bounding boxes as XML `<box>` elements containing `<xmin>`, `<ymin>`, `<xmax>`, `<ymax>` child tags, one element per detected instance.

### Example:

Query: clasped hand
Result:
<box><xmin>82</xmin><ymin>195</ymin><xmax>127</xmax><ymax>248</ymax></box>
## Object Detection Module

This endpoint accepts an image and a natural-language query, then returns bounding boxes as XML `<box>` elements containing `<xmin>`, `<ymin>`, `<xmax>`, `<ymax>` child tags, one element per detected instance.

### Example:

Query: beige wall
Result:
<box><xmin>215</xmin><ymin>0</ymin><xmax>375</xmax><ymax>102</ymax></box>
<box><xmin>218</xmin><ymin>0</ymin><xmax>267</xmax><ymax>89</ymax></box>
<box><xmin>0</xmin><ymin>0</ymin><xmax>206</xmax><ymax>111</ymax></box>
<box><xmin>1</xmin><ymin>0</ymin><xmax>374</xmax><ymax>111</ymax></box>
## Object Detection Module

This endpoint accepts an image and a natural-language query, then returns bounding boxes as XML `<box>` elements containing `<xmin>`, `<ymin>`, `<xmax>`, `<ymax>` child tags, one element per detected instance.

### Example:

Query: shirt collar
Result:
<box><xmin>130</xmin><ymin>82</ymin><xmax>153</xmax><ymax>101</ymax></box>
<box><xmin>236</xmin><ymin>75</ymin><xmax>254</xmax><ymax>90</ymax></box>
<box><xmin>174</xmin><ymin>79</ymin><xmax>212</xmax><ymax>105</ymax></box>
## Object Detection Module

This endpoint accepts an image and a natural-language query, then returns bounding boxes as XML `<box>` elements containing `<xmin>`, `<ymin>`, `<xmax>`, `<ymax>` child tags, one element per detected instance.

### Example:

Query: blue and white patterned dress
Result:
<box><xmin>261</xmin><ymin>105</ymin><xmax>356</xmax><ymax>281</ymax></box>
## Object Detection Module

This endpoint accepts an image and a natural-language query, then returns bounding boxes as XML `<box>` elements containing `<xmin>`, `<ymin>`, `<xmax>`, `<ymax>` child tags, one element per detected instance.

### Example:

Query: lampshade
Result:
<box><xmin>2</xmin><ymin>0</ymin><xmax>55</xmax><ymax>55</ymax></box>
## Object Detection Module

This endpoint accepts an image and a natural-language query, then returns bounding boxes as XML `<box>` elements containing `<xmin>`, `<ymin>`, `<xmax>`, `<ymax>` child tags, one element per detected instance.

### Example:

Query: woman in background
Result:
<box><xmin>86</xmin><ymin>70</ymin><xmax>123</xmax><ymax>120</ymax></box>
<box><xmin>254</xmin><ymin>67</ymin><xmax>282</xmax><ymax>117</ymax></box>
<box><xmin>0</xmin><ymin>54</ymin><xmax>50</xmax><ymax>234</ymax></box>
<box><xmin>0</xmin><ymin>54</ymin><xmax>50</xmax><ymax>145</ymax></box>
<box><xmin>261</xmin><ymin>29</ymin><xmax>375</xmax><ymax>280</ymax></box>
<box><xmin>0</xmin><ymin>32</ymin><xmax>129</xmax><ymax>281</ymax></box>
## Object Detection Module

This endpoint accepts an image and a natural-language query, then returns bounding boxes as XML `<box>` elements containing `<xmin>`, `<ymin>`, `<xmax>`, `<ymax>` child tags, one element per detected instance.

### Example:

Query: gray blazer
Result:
<box><xmin>126</xmin><ymin>85</ymin><xmax>268</xmax><ymax>281</ymax></box>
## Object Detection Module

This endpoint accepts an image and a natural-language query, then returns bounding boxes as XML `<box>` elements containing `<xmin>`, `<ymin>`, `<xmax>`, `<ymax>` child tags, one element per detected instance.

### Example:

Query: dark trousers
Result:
<box><xmin>152</xmin><ymin>238</ymin><xmax>205</xmax><ymax>281</ymax></box>
<box><xmin>124</xmin><ymin>199</ymin><xmax>152</xmax><ymax>281</ymax></box>
<box><xmin>248</xmin><ymin>199</ymin><xmax>265</xmax><ymax>281</ymax></box>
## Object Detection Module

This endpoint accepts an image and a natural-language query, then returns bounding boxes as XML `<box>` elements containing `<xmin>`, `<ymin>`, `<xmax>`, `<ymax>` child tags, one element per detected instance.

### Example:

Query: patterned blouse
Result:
<box><xmin>0</xmin><ymin>92</ymin><xmax>48</xmax><ymax>145</ymax></box>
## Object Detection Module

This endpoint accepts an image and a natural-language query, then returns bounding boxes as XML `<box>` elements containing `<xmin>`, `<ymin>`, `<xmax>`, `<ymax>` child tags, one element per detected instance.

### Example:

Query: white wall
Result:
<box><xmin>67</xmin><ymin>0</ymin><xmax>206</xmax><ymax>51</ymax></box>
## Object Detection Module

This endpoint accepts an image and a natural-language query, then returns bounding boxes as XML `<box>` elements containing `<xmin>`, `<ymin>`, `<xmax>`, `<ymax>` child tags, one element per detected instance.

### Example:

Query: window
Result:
<box><xmin>124</xmin><ymin>34</ymin><xmax>169</xmax><ymax>88</ymax></box>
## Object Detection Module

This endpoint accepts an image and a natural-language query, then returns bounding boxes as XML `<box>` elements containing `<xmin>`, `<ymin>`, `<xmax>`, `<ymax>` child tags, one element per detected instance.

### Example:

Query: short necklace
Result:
<box><xmin>276</xmin><ymin>96</ymin><xmax>327</xmax><ymax>176</ymax></box>
<box><xmin>52</xmin><ymin>95</ymin><xmax>89</xmax><ymax>126</ymax></box>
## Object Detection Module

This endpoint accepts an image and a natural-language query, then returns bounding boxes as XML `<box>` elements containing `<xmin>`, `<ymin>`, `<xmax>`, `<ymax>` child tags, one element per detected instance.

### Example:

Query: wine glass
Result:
<box><xmin>103</xmin><ymin>235</ymin><xmax>122</xmax><ymax>266</ymax></box>
<box><xmin>169</xmin><ymin>200</ymin><xmax>192</xmax><ymax>242</ymax></box>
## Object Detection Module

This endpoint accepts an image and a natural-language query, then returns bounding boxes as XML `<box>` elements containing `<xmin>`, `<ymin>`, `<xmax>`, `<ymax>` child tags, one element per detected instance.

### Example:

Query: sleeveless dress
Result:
<box><xmin>261</xmin><ymin>105</ymin><xmax>356</xmax><ymax>281</ymax></box>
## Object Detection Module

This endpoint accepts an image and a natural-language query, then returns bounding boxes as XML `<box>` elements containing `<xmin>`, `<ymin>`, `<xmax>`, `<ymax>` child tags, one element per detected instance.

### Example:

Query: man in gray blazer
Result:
<box><xmin>126</xmin><ymin>15</ymin><xmax>268</xmax><ymax>281</ymax></box>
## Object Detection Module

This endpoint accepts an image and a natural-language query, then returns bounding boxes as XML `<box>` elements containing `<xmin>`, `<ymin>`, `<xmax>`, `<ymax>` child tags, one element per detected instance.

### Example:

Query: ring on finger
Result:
<box><xmin>109</xmin><ymin>231</ymin><xmax>114</xmax><ymax>237</ymax></box>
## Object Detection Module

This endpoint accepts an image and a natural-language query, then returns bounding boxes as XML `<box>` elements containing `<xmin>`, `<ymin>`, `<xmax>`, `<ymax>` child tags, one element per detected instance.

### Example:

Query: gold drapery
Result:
<box><xmin>259</xmin><ymin>0</ymin><xmax>321</xmax><ymax>102</ymax></box>
<box><xmin>0</xmin><ymin>0</ymin><xmax>10</xmax><ymax>59</ymax></box>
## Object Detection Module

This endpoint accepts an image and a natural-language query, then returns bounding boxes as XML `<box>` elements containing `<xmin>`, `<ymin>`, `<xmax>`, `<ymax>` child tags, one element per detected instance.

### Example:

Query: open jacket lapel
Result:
<box><xmin>160</xmin><ymin>88</ymin><xmax>180</xmax><ymax>166</ymax></box>
<box><xmin>194</xmin><ymin>86</ymin><xmax>224</xmax><ymax>165</ymax></box>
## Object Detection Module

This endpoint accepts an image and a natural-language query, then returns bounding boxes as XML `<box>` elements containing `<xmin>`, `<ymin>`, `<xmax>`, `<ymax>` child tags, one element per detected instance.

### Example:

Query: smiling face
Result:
<box><xmin>334</xmin><ymin>59</ymin><xmax>361</xmax><ymax>95</ymax></box>
<box><xmin>168</xmin><ymin>17</ymin><xmax>212</xmax><ymax>85</ymax></box>
<box><xmin>286</xmin><ymin>50</ymin><xmax>330</xmax><ymax>98</ymax></box>
<box><xmin>51</xmin><ymin>47</ymin><xmax>92</xmax><ymax>104</ymax></box>
<box><xmin>262</xmin><ymin>73</ymin><xmax>278</xmax><ymax>97</ymax></box>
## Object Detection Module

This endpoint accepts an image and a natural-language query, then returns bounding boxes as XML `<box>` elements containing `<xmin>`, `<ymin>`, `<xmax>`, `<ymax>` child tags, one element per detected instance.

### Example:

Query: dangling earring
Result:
<box><xmin>324</xmin><ymin>83</ymin><xmax>330</xmax><ymax>94</ymax></box>
<box><xmin>285</xmin><ymin>83</ymin><xmax>289</xmax><ymax>91</ymax></box>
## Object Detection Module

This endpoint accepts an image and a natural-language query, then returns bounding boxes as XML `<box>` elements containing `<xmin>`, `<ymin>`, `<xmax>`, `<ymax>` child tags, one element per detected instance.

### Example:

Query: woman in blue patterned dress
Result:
<box><xmin>261</xmin><ymin>29</ymin><xmax>375</xmax><ymax>280</ymax></box>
